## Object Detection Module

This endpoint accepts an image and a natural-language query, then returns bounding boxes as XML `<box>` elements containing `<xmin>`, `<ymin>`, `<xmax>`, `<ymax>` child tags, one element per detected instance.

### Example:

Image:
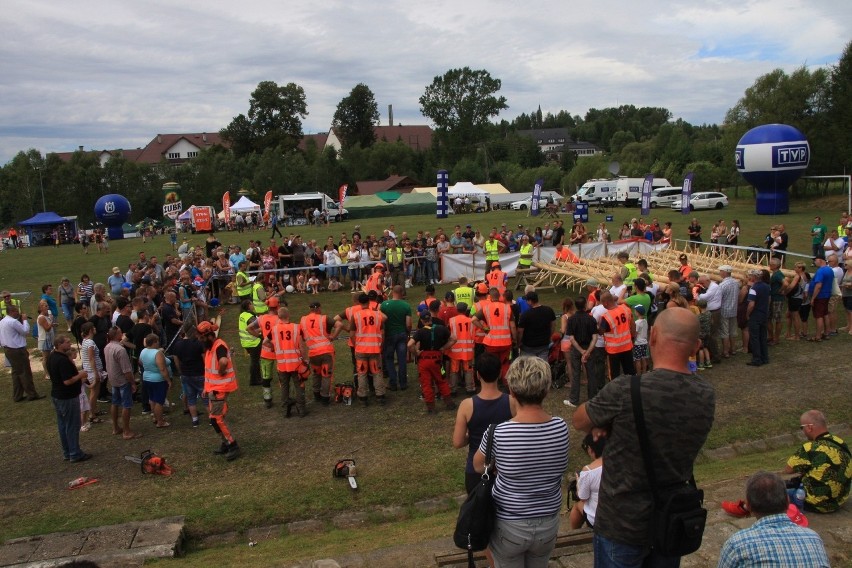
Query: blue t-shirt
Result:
<box><xmin>747</xmin><ymin>281</ymin><xmax>770</xmax><ymax>323</ymax></box>
<box><xmin>810</xmin><ymin>266</ymin><xmax>834</xmax><ymax>300</ymax></box>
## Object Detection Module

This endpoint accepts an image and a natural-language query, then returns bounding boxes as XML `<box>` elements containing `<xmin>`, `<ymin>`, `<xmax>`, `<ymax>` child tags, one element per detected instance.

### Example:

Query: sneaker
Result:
<box><xmin>563</xmin><ymin>399</ymin><xmax>577</xmax><ymax>408</ymax></box>
<box><xmin>192</xmin><ymin>418</ymin><xmax>199</xmax><ymax>428</ymax></box>
<box><xmin>80</xmin><ymin>423</ymin><xmax>91</xmax><ymax>432</ymax></box>
<box><xmin>721</xmin><ymin>500</ymin><xmax>750</xmax><ymax>518</ymax></box>
<box><xmin>704</xmin><ymin>362</ymin><xmax>713</xmax><ymax>369</ymax></box>
<box><xmin>70</xmin><ymin>453</ymin><xmax>93</xmax><ymax>463</ymax></box>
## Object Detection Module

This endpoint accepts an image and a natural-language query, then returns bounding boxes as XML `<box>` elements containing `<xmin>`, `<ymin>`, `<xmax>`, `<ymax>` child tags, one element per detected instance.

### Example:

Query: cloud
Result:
<box><xmin>1</xmin><ymin>0</ymin><xmax>849</xmax><ymax>163</ymax></box>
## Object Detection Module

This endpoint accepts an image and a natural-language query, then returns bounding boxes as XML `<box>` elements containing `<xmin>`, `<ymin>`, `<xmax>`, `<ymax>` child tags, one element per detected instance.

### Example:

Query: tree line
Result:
<box><xmin>1</xmin><ymin>41</ymin><xmax>849</xmax><ymax>226</ymax></box>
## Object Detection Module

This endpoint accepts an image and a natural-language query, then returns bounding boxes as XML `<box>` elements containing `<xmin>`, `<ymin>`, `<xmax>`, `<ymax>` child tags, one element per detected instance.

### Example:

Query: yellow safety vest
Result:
<box><xmin>485</xmin><ymin>240</ymin><xmax>499</xmax><ymax>261</ymax></box>
<box><xmin>624</xmin><ymin>263</ymin><xmax>638</xmax><ymax>287</ymax></box>
<box><xmin>251</xmin><ymin>283</ymin><xmax>269</xmax><ymax>315</ymax></box>
<box><xmin>235</xmin><ymin>270</ymin><xmax>252</xmax><ymax>297</ymax></box>
<box><xmin>518</xmin><ymin>243</ymin><xmax>534</xmax><ymax>267</ymax></box>
<box><xmin>238</xmin><ymin>311</ymin><xmax>260</xmax><ymax>348</ymax></box>
<box><xmin>386</xmin><ymin>248</ymin><xmax>403</xmax><ymax>267</ymax></box>
<box><xmin>454</xmin><ymin>286</ymin><xmax>474</xmax><ymax>309</ymax></box>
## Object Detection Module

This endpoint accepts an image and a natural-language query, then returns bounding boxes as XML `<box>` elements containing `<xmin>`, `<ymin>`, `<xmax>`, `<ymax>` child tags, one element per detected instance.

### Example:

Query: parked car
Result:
<box><xmin>510</xmin><ymin>197</ymin><xmax>550</xmax><ymax>211</ymax></box>
<box><xmin>327</xmin><ymin>202</ymin><xmax>349</xmax><ymax>221</ymax></box>
<box><xmin>649</xmin><ymin>187</ymin><xmax>682</xmax><ymax>208</ymax></box>
<box><xmin>671</xmin><ymin>192</ymin><xmax>729</xmax><ymax>211</ymax></box>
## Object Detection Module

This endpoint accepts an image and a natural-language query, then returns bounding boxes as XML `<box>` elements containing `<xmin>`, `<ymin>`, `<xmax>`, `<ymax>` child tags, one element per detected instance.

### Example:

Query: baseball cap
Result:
<box><xmin>197</xmin><ymin>321</ymin><xmax>219</xmax><ymax>335</ymax></box>
<box><xmin>444</xmin><ymin>291</ymin><xmax>455</xmax><ymax>301</ymax></box>
<box><xmin>585</xmin><ymin>278</ymin><xmax>599</xmax><ymax>287</ymax></box>
<box><xmin>309</xmin><ymin>301</ymin><xmax>321</xmax><ymax>309</ymax></box>
<box><xmin>634</xmin><ymin>304</ymin><xmax>646</xmax><ymax>315</ymax></box>
<box><xmin>476</xmin><ymin>282</ymin><xmax>489</xmax><ymax>294</ymax></box>
<box><xmin>718</xmin><ymin>265</ymin><xmax>734</xmax><ymax>273</ymax></box>
<box><xmin>266</xmin><ymin>296</ymin><xmax>280</xmax><ymax>308</ymax></box>
<box><xmin>375</xmin><ymin>262</ymin><xmax>385</xmax><ymax>270</ymax></box>
<box><xmin>112</xmin><ymin>266</ymin><xmax>120</xmax><ymax>274</ymax></box>
<box><xmin>466</xmin><ymin>224</ymin><xmax>471</xmax><ymax>228</ymax></box>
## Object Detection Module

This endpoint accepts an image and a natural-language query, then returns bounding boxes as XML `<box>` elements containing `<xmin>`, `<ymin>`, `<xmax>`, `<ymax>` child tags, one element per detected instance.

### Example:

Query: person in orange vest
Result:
<box><xmin>485</xmin><ymin>261</ymin><xmax>507</xmax><ymax>294</ymax></box>
<box><xmin>553</xmin><ymin>242</ymin><xmax>581</xmax><ymax>263</ymax></box>
<box><xmin>299</xmin><ymin>301</ymin><xmax>340</xmax><ymax>406</ymax></box>
<box><xmin>268</xmin><ymin>307</ymin><xmax>307</xmax><ymax>417</ymax></box>
<box><xmin>408</xmin><ymin>312</ymin><xmax>455</xmax><ymax>413</ymax></box>
<box><xmin>472</xmin><ymin>282</ymin><xmax>491</xmax><ymax>364</ymax></box>
<box><xmin>352</xmin><ymin>293</ymin><xmax>386</xmax><ymax>405</ymax></box>
<box><xmin>199</xmin><ymin>320</ymin><xmax>241</xmax><ymax>461</ymax></box>
<box><xmin>472</xmin><ymin>287</ymin><xmax>517</xmax><ymax>383</ymax></box>
<box><xmin>598</xmin><ymin>291</ymin><xmax>636</xmax><ymax>379</ymax></box>
<box><xmin>8</xmin><ymin>227</ymin><xmax>18</xmax><ymax>249</ymax></box>
<box><xmin>364</xmin><ymin>263</ymin><xmax>386</xmax><ymax>300</ymax></box>
<box><xmin>444</xmin><ymin>302</ymin><xmax>476</xmax><ymax>394</ymax></box>
<box><xmin>247</xmin><ymin>296</ymin><xmax>282</xmax><ymax>408</ymax></box>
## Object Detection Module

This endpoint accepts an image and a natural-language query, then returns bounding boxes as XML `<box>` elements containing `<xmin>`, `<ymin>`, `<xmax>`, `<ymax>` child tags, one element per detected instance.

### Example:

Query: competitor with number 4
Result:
<box><xmin>472</xmin><ymin>287</ymin><xmax>517</xmax><ymax>384</ymax></box>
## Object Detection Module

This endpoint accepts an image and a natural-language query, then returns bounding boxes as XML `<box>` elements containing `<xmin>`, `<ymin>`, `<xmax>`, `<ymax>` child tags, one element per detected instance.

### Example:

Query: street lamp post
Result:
<box><xmin>35</xmin><ymin>166</ymin><xmax>46</xmax><ymax>212</ymax></box>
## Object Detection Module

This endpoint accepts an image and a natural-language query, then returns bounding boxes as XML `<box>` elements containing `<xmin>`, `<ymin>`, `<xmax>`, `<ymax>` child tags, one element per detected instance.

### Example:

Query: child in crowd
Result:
<box><xmin>327</xmin><ymin>276</ymin><xmax>342</xmax><ymax>292</ymax></box>
<box><xmin>632</xmin><ymin>304</ymin><xmax>649</xmax><ymax>374</ymax></box>
<box><xmin>296</xmin><ymin>272</ymin><xmax>307</xmax><ymax>293</ymax></box>
<box><xmin>696</xmin><ymin>299</ymin><xmax>712</xmax><ymax>370</ymax></box>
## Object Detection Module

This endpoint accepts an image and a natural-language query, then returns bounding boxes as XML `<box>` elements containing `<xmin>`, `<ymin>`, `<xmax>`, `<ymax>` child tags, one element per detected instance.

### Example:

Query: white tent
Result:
<box><xmin>230</xmin><ymin>195</ymin><xmax>261</xmax><ymax>213</ymax></box>
<box><xmin>448</xmin><ymin>182</ymin><xmax>488</xmax><ymax>198</ymax></box>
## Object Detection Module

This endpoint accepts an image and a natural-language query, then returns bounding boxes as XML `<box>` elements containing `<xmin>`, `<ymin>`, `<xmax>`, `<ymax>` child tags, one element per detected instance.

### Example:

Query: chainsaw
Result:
<box><xmin>333</xmin><ymin>458</ymin><xmax>358</xmax><ymax>490</ymax></box>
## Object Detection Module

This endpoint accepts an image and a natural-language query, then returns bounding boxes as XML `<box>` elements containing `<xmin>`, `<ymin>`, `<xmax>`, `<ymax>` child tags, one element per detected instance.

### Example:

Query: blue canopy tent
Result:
<box><xmin>17</xmin><ymin>212</ymin><xmax>78</xmax><ymax>246</ymax></box>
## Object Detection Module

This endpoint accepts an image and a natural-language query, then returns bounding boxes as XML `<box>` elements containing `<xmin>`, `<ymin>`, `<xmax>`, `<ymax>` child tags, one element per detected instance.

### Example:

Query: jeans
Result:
<box><xmin>383</xmin><ymin>332</ymin><xmax>409</xmax><ymax>388</ymax></box>
<box><xmin>61</xmin><ymin>302</ymin><xmax>75</xmax><ymax>323</ymax></box>
<box><xmin>748</xmin><ymin>317</ymin><xmax>768</xmax><ymax>364</ymax></box>
<box><xmin>426</xmin><ymin>260</ymin><xmax>439</xmax><ymax>283</ymax></box>
<box><xmin>593</xmin><ymin>533</ymin><xmax>680</xmax><ymax>568</ymax></box>
<box><xmin>52</xmin><ymin>396</ymin><xmax>83</xmax><ymax>460</ymax></box>
<box><xmin>489</xmin><ymin>514</ymin><xmax>560</xmax><ymax>568</ymax></box>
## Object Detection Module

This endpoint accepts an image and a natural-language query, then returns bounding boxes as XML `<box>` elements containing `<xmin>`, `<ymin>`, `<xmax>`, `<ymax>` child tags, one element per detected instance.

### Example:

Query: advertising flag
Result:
<box><xmin>162</xmin><ymin>182</ymin><xmax>183</xmax><ymax>220</ymax></box>
<box><xmin>437</xmin><ymin>170</ymin><xmax>449</xmax><ymax>219</ymax></box>
<box><xmin>222</xmin><ymin>191</ymin><xmax>231</xmax><ymax>223</ymax></box>
<box><xmin>338</xmin><ymin>184</ymin><xmax>348</xmax><ymax>209</ymax></box>
<box><xmin>681</xmin><ymin>173</ymin><xmax>694</xmax><ymax>215</ymax></box>
<box><xmin>263</xmin><ymin>190</ymin><xmax>273</xmax><ymax>214</ymax></box>
<box><xmin>640</xmin><ymin>174</ymin><xmax>653</xmax><ymax>216</ymax></box>
<box><xmin>192</xmin><ymin>206</ymin><xmax>212</xmax><ymax>232</ymax></box>
<box><xmin>531</xmin><ymin>179</ymin><xmax>544</xmax><ymax>217</ymax></box>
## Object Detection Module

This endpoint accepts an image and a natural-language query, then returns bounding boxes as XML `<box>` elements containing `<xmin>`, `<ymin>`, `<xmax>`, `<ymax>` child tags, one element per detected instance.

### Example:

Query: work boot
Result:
<box><xmin>285</xmin><ymin>401</ymin><xmax>294</xmax><ymax>418</ymax></box>
<box><xmin>314</xmin><ymin>392</ymin><xmax>322</xmax><ymax>402</ymax></box>
<box><xmin>213</xmin><ymin>441</ymin><xmax>229</xmax><ymax>455</ymax></box>
<box><xmin>225</xmin><ymin>441</ymin><xmax>242</xmax><ymax>461</ymax></box>
<box><xmin>321</xmin><ymin>396</ymin><xmax>331</xmax><ymax>406</ymax></box>
<box><xmin>264</xmin><ymin>398</ymin><xmax>273</xmax><ymax>409</ymax></box>
<box><xmin>376</xmin><ymin>395</ymin><xmax>387</xmax><ymax>406</ymax></box>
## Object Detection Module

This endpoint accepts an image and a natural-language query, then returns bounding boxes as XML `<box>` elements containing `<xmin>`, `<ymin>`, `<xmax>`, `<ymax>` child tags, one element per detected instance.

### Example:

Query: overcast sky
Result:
<box><xmin>1</xmin><ymin>0</ymin><xmax>849</xmax><ymax>165</ymax></box>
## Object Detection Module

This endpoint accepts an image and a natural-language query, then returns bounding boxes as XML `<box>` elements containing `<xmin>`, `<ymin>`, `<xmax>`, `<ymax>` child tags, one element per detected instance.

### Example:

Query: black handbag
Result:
<box><xmin>630</xmin><ymin>375</ymin><xmax>707</xmax><ymax>557</ymax></box>
<box><xmin>453</xmin><ymin>423</ymin><xmax>497</xmax><ymax>568</ymax></box>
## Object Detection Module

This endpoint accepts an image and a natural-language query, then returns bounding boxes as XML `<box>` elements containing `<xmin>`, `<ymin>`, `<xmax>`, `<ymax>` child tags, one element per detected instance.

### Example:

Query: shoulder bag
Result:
<box><xmin>453</xmin><ymin>423</ymin><xmax>497</xmax><ymax>567</ymax></box>
<box><xmin>631</xmin><ymin>375</ymin><xmax>707</xmax><ymax>557</ymax></box>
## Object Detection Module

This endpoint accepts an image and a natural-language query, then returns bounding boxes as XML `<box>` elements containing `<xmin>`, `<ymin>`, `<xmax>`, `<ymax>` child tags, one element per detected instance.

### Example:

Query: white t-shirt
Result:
<box><xmin>590</xmin><ymin>304</ymin><xmax>607</xmax><ymax>348</ymax></box>
<box><xmin>634</xmin><ymin>319</ymin><xmax>648</xmax><ymax>346</ymax></box>
<box><xmin>577</xmin><ymin>464</ymin><xmax>603</xmax><ymax>526</ymax></box>
<box><xmin>609</xmin><ymin>284</ymin><xmax>626</xmax><ymax>299</ymax></box>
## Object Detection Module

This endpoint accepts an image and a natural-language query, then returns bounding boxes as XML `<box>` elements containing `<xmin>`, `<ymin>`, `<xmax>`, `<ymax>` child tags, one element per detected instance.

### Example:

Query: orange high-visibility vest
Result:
<box><xmin>257</xmin><ymin>313</ymin><xmax>279</xmax><ymax>360</ymax></box>
<box><xmin>486</xmin><ymin>270</ymin><xmax>506</xmax><ymax>293</ymax></box>
<box><xmin>272</xmin><ymin>322</ymin><xmax>302</xmax><ymax>372</ymax></box>
<box><xmin>300</xmin><ymin>313</ymin><xmax>334</xmax><ymax>357</ymax></box>
<box><xmin>555</xmin><ymin>247</ymin><xmax>580</xmax><ymax>263</ymax></box>
<box><xmin>353</xmin><ymin>309</ymin><xmax>382</xmax><ymax>354</ymax></box>
<box><xmin>473</xmin><ymin>300</ymin><xmax>490</xmax><ymax>344</ymax></box>
<box><xmin>448</xmin><ymin>314</ymin><xmax>475</xmax><ymax>361</ymax></box>
<box><xmin>204</xmin><ymin>339</ymin><xmax>237</xmax><ymax>393</ymax></box>
<box><xmin>345</xmin><ymin>305</ymin><xmax>362</xmax><ymax>347</ymax></box>
<box><xmin>365</xmin><ymin>272</ymin><xmax>383</xmax><ymax>294</ymax></box>
<box><xmin>482</xmin><ymin>301</ymin><xmax>512</xmax><ymax>348</ymax></box>
<box><xmin>602</xmin><ymin>305</ymin><xmax>633</xmax><ymax>354</ymax></box>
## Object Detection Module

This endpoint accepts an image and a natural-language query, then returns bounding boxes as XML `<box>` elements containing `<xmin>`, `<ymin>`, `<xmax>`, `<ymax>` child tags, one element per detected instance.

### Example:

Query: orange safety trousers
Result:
<box><xmin>208</xmin><ymin>392</ymin><xmax>234</xmax><ymax>444</ymax></box>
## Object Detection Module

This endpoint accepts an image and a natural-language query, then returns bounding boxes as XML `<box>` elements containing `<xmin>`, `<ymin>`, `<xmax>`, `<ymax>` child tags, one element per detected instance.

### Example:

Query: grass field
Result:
<box><xmin>1</xmin><ymin>194</ymin><xmax>850</xmax><ymax>562</ymax></box>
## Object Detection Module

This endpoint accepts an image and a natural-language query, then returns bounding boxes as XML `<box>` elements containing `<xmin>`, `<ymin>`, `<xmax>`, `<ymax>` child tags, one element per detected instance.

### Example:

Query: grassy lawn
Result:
<box><xmin>1</xmin><ymin>193</ymin><xmax>849</xmax><ymax>550</ymax></box>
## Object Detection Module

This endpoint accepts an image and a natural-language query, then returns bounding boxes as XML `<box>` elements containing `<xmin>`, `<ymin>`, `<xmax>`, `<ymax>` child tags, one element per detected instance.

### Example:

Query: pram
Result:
<box><xmin>548</xmin><ymin>333</ymin><xmax>567</xmax><ymax>389</ymax></box>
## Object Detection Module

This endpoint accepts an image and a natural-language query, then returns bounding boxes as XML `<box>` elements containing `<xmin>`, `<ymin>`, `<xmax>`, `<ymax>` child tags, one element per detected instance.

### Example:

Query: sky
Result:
<box><xmin>1</xmin><ymin>0</ymin><xmax>850</xmax><ymax>165</ymax></box>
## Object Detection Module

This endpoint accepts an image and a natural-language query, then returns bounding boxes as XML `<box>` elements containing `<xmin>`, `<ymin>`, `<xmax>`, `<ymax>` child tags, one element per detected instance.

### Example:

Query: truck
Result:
<box><xmin>614</xmin><ymin>177</ymin><xmax>673</xmax><ymax>207</ymax></box>
<box><xmin>574</xmin><ymin>179</ymin><xmax>617</xmax><ymax>205</ymax></box>
<box><xmin>274</xmin><ymin>192</ymin><xmax>349</xmax><ymax>224</ymax></box>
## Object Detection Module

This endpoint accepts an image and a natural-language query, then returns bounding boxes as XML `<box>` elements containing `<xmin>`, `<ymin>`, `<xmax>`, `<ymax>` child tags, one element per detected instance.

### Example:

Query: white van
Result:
<box><xmin>615</xmin><ymin>177</ymin><xmax>673</xmax><ymax>207</ymax></box>
<box><xmin>575</xmin><ymin>179</ymin><xmax>617</xmax><ymax>205</ymax></box>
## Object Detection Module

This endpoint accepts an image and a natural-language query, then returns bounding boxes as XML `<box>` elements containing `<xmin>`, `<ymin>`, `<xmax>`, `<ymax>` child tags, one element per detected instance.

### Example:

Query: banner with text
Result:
<box><xmin>436</xmin><ymin>170</ymin><xmax>449</xmax><ymax>218</ymax></box>
<box><xmin>222</xmin><ymin>191</ymin><xmax>231</xmax><ymax>221</ymax></box>
<box><xmin>681</xmin><ymin>172</ymin><xmax>694</xmax><ymax>215</ymax></box>
<box><xmin>531</xmin><ymin>178</ymin><xmax>544</xmax><ymax>216</ymax></box>
<box><xmin>192</xmin><ymin>206</ymin><xmax>212</xmax><ymax>232</ymax></box>
<box><xmin>640</xmin><ymin>174</ymin><xmax>653</xmax><ymax>216</ymax></box>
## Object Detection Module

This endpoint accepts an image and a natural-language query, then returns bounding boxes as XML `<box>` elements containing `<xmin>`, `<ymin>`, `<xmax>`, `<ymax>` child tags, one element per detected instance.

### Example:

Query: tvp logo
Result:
<box><xmin>772</xmin><ymin>145</ymin><xmax>809</xmax><ymax>168</ymax></box>
<box><xmin>734</xmin><ymin>149</ymin><xmax>744</xmax><ymax>169</ymax></box>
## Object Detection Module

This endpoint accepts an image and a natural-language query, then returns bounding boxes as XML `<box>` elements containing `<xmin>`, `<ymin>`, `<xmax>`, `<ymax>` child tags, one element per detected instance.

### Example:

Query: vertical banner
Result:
<box><xmin>531</xmin><ymin>178</ymin><xmax>544</xmax><ymax>217</ymax></box>
<box><xmin>436</xmin><ymin>170</ymin><xmax>449</xmax><ymax>219</ymax></box>
<box><xmin>162</xmin><ymin>181</ymin><xmax>183</xmax><ymax>220</ymax></box>
<box><xmin>192</xmin><ymin>206</ymin><xmax>212</xmax><ymax>232</ymax></box>
<box><xmin>640</xmin><ymin>174</ymin><xmax>653</xmax><ymax>216</ymax></box>
<box><xmin>222</xmin><ymin>191</ymin><xmax>231</xmax><ymax>224</ymax></box>
<box><xmin>681</xmin><ymin>172</ymin><xmax>694</xmax><ymax>215</ymax></box>
<box><xmin>338</xmin><ymin>184</ymin><xmax>348</xmax><ymax>209</ymax></box>
<box><xmin>263</xmin><ymin>190</ymin><xmax>273</xmax><ymax>215</ymax></box>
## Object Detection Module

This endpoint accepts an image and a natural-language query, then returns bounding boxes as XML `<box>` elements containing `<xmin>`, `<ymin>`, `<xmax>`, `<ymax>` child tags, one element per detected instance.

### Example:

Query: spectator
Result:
<box><xmin>569</xmin><ymin>433</ymin><xmax>606</xmax><ymax>530</ymax></box>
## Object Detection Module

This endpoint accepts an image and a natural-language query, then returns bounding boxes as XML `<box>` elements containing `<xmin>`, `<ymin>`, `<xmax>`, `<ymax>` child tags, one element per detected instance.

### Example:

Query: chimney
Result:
<box><xmin>78</xmin><ymin>145</ymin><xmax>84</xmax><ymax>152</ymax></box>
<box><xmin>388</xmin><ymin>105</ymin><xmax>393</xmax><ymax>127</ymax></box>
<box><xmin>157</xmin><ymin>135</ymin><xmax>162</xmax><ymax>144</ymax></box>
<box><xmin>202</xmin><ymin>132</ymin><xmax>207</xmax><ymax>143</ymax></box>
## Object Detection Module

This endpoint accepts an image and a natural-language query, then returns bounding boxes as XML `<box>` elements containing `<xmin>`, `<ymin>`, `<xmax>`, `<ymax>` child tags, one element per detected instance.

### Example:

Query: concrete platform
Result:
<box><xmin>0</xmin><ymin>516</ymin><xmax>184</xmax><ymax>568</ymax></box>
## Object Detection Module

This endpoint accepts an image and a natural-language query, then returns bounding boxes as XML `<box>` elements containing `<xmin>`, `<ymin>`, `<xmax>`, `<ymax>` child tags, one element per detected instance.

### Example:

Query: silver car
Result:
<box><xmin>671</xmin><ymin>192</ymin><xmax>729</xmax><ymax>211</ymax></box>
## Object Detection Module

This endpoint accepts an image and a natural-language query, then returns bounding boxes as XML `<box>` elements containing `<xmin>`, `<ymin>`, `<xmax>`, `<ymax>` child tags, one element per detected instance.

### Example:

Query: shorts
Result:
<box><xmin>787</xmin><ymin>297</ymin><xmax>803</xmax><ymax>313</ymax></box>
<box><xmin>144</xmin><ymin>380</ymin><xmax>168</xmax><ymax>405</ymax></box>
<box><xmin>181</xmin><ymin>375</ymin><xmax>205</xmax><ymax>406</ymax></box>
<box><xmin>632</xmin><ymin>344</ymin><xmax>649</xmax><ymax>361</ymax></box>
<box><xmin>769</xmin><ymin>300</ymin><xmax>785</xmax><ymax>322</ymax></box>
<box><xmin>799</xmin><ymin>304</ymin><xmax>811</xmax><ymax>322</ymax></box>
<box><xmin>719</xmin><ymin>316</ymin><xmax>738</xmax><ymax>339</ymax></box>
<box><xmin>111</xmin><ymin>383</ymin><xmax>134</xmax><ymax>409</ymax></box>
<box><xmin>812</xmin><ymin>298</ymin><xmax>829</xmax><ymax>319</ymax></box>
<box><xmin>844</xmin><ymin>296</ymin><xmax>852</xmax><ymax>311</ymax></box>
<box><xmin>827</xmin><ymin>295</ymin><xmax>839</xmax><ymax>314</ymax></box>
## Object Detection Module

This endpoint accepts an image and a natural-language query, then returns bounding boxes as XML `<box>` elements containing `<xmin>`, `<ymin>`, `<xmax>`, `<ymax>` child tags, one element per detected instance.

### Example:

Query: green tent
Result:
<box><xmin>344</xmin><ymin>195</ymin><xmax>391</xmax><ymax>219</ymax></box>
<box><xmin>374</xmin><ymin>191</ymin><xmax>402</xmax><ymax>203</ymax></box>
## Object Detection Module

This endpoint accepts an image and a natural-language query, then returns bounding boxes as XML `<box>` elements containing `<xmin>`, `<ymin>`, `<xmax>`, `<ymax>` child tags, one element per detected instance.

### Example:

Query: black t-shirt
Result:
<box><xmin>205</xmin><ymin>239</ymin><xmax>221</xmax><ymax>259</ymax></box>
<box><xmin>277</xmin><ymin>244</ymin><xmax>292</xmax><ymax>267</ymax></box>
<box><xmin>48</xmin><ymin>351</ymin><xmax>81</xmax><ymax>400</ymax></box>
<box><xmin>129</xmin><ymin>322</ymin><xmax>153</xmax><ymax>356</ymax></box>
<box><xmin>160</xmin><ymin>303</ymin><xmax>181</xmax><ymax>335</ymax></box>
<box><xmin>171</xmin><ymin>337</ymin><xmax>206</xmax><ymax>376</ymax></box>
<box><xmin>518</xmin><ymin>305</ymin><xmax>556</xmax><ymax>347</ymax></box>
<box><xmin>89</xmin><ymin>314</ymin><xmax>111</xmax><ymax>354</ymax></box>
<box><xmin>552</xmin><ymin>227</ymin><xmax>566</xmax><ymax>246</ymax></box>
<box><xmin>115</xmin><ymin>314</ymin><xmax>134</xmax><ymax>335</ymax></box>
<box><xmin>412</xmin><ymin>325</ymin><xmax>450</xmax><ymax>351</ymax></box>
<box><xmin>566</xmin><ymin>311</ymin><xmax>598</xmax><ymax>349</ymax></box>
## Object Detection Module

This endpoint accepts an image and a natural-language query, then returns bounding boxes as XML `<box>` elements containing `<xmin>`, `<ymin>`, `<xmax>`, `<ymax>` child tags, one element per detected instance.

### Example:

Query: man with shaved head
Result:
<box><xmin>572</xmin><ymin>308</ymin><xmax>716</xmax><ymax>566</ymax></box>
<box><xmin>784</xmin><ymin>410</ymin><xmax>851</xmax><ymax>513</ymax></box>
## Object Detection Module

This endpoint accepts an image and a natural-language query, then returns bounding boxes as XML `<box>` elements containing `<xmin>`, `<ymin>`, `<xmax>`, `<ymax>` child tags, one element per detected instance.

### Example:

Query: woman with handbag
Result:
<box><xmin>473</xmin><ymin>356</ymin><xmax>569</xmax><ymax>568</ymax></box>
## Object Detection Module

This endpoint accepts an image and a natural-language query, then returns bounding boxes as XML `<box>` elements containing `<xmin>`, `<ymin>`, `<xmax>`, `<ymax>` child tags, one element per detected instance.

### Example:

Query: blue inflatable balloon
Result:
<box><xmin>94</xmin><ymin>194</ymin><xmax>132</xmax><ymax>239</ymax></box>
<box><xmin>736</xmin><ymin>124</ymin><xmax>809</xmax><ymax>215</ymax></box>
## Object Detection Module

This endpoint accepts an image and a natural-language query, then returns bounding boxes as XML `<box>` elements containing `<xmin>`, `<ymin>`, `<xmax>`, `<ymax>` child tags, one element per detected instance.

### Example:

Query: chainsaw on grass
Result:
<box><xmin>124</xmin><ymin>449</ymin><xmax>174</xmax><ymax>476</ymax></box>
<box><xmin>333</xmin><ymin>459</ymin><xmax>358</xmax><ymax>490</ymax></box>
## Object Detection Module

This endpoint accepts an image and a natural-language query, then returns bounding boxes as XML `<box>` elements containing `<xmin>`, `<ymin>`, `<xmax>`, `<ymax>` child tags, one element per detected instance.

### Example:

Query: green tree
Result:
<box><xmin>332</xmin><ymin>83</ymin><xmax>380</xmax><ymax>150</ymax></box>
<box><xmin>419</xmin><ymin>67</ymin><xmax>508</xmax><ymax>159</ymax></box>
<box><xmin>221</xmin><ymin>81</ymin><xmax>308</xmax><ymax>157</ymax></box>
<box><xmin>829</xmin><ymin>40</ymin><xmax>852</xmax><ymax>171</ymax></box>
